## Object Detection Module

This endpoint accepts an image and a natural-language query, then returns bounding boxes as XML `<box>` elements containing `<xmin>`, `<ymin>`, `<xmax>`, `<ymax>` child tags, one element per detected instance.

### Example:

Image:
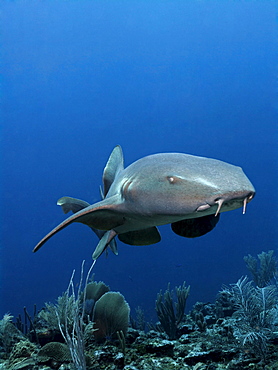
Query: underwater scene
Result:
<box><xmin>1</xmin><ymin>1</ymin><xmax>277</xmax><ymax>369</ymax></box>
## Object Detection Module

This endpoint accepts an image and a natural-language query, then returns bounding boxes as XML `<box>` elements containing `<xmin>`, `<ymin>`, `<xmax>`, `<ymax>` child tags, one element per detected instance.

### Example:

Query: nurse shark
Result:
<box><xmin>33</xmin><ymin>145</ymin><xmax>255</xmax><ymax>259</ymax></box>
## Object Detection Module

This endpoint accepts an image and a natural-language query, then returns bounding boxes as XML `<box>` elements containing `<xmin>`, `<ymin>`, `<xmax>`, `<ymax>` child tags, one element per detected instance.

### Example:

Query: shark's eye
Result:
<box><xmin>167</xmin><ymin>176</ymin><xmax>181</xmax><ymax>184</ymax></box>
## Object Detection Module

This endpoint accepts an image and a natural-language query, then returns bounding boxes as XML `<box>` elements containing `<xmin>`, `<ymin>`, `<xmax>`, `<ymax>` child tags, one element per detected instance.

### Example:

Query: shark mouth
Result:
<box><xmin>196</xmin><ymin>192</ymin><xmax>255</xmax><ymax>216</ymax></box>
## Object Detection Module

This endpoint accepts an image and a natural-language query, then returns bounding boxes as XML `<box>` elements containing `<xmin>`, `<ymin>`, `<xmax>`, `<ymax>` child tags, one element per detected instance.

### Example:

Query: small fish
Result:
<box><xmin>33</xmin><ymin>146</ymin><xmax>255</xmax><ymax>259</ymax></box>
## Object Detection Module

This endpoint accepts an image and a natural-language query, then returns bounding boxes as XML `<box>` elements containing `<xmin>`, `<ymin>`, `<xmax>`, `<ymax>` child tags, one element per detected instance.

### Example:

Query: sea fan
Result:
<box><xmin>221</xmin><ymin>276</ymin><xmax>277</xmax><ymax>361</ymax></box>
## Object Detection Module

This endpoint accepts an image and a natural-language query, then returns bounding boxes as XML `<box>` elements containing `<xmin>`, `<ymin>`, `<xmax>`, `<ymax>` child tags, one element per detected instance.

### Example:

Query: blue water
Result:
<box><xmin>1</xmin><ymin>1</ymin><xmax>277</xmax><ymax>323</ymax></box>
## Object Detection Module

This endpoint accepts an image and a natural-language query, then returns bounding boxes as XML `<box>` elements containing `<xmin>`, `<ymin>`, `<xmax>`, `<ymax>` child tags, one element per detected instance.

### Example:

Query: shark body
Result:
<box><xmin>33</xmin><ymin>146</ymin><xmax>255</xmax><ymax>259</ymax></box>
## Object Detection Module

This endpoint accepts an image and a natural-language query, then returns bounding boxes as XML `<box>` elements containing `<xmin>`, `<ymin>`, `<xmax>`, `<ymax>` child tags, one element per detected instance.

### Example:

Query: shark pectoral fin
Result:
<box><xmin>76</xmin><ymin>209</ymin><xmax>124</xmax><ymax>230</ymax></box>
<box><xmin>108</xmin><ymin>238</ymin><xmax>118</xmax><ymax>255</ymax></box>
<box><xmin>118</xmin><ymin>227</ymin><xmax>161</xmax><ymax>246</ymax></box>
<box><xmin>33</xmin><ymin>197</ymin><xmax>125</xmax><ymax>253</ymax></box>
<box><xmin>171</xmin><ymin>214</ymin><xmax>220</xmax><ymax>238</ymax></box>
<box><xmin>92</xmin><ymin>229</ymin><xmax>118</xmax><ymax>260</ymax></box>
<box><xmin>102</xmin><ymin>145</ymin><xmax>124</xmax><ymax>196</ymax></box>
<box><xmin>57</xmin><ymin>197</ymin><xmax>119</xmax><ymax>256</ymax></box>
<box><xmin>89</xmin><ymin>227</ymin><xmax>118</xmax><ymax>256</ymax></box>
<box><xmin>33</xmin><ymin>217</ymin><xmax>75</xmax><ymax>253</ymax></box>
<box><xmin>57</xmin><ymin>196</ymin><xmax>90</xmax><ymax>214</ymax></box>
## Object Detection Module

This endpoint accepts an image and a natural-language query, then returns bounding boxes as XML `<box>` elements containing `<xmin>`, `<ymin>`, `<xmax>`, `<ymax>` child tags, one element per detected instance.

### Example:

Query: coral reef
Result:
<box><xmin>2</xmin><ymin>250</ymin><xmax>278</xmax><ymax>369</ymax></box>
<box><xmin>93</xmin><ymin>292</ymin><xmax>130</xmax><ymax>341</ymax></box>
<box><xmin>155</xmin><ymin>282</ymin><xmax>190</xmax><ymax>339</ymax></box>
<box><xmin>0</xmin><ymin>314</ymin><xmax>25</xmax><ymax>356</ymax></box>
<box><xmin>80</xmin><ymin>280</ymin><xmax>110</xmax><ymax>320</ymax></box>
<box><xmin>221</xmin><ymin>276</ymin><xmax>277</xmax><ymax>362</ymax></box>
<box><xmin>38</xmin><ymin>293</ymin><xmax>76</xmax><ymax>332</ymax></box>
<box><xmin>244</xmin><ymin>250</ymin><xmax>277</xmax><ymax>287</ymax></box>
<box><xmin>1</xmin><ymin>296</ymin><xmax>278</xmax><ymax>369</ymax></box>
<box><xmin>37</xmin><ymin>342</ymin><xmax>71</xmax><ymax>368</ymax></box>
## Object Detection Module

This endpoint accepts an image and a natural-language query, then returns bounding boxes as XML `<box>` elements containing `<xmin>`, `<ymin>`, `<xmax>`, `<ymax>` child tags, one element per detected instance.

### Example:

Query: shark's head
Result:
<box><xmin>121</xmin><ymin>152</ymin><xmax>255</xmax><ymax>221</ymax></box>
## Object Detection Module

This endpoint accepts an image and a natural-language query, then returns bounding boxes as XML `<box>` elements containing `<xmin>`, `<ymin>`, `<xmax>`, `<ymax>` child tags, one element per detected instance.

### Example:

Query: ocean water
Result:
<box><xmin>1</xmin><ymin>1</ymin><xmax>277</xmax><ymax>324</ymax></box>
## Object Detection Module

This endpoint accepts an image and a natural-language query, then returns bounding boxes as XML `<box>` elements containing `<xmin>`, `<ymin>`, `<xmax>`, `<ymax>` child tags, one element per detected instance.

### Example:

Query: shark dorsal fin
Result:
<box><xmin>102</xmin><ymin>145</ymin><xmax>124</xmax><ymax>197</ymax></box>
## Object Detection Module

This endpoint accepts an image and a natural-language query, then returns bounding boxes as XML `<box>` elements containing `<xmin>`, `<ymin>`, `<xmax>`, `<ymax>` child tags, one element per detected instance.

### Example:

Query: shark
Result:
<box><xmin>33</xmin><ymin>145</ymin><xmax>255</xmax><ymax>259</ymax></box>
